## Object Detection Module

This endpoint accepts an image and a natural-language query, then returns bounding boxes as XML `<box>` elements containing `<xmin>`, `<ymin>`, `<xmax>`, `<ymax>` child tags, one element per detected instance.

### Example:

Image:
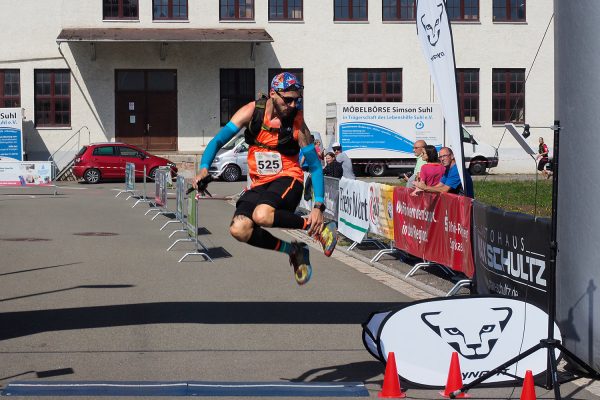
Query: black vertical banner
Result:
<box><xmin>473</xmin><ymin>201</ymin><xmax>552</xmax><ymax>312</ymax></box>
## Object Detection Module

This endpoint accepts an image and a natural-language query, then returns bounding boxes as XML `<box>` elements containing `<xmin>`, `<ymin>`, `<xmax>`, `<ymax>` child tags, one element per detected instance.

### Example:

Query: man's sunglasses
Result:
<box><xmin>275</xmin><ymin>91</ymin><xmax>302</xmax><ymax>105</ymax></box>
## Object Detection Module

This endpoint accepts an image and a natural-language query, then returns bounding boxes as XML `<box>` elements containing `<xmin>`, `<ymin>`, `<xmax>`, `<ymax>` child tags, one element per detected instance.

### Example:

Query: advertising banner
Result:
<box><xmin>0</xmin><ymin>108</ymin><xmax>23</xmax><ymax>161</ymax></box>
<box><xmin>393</xmin><ymin>187</ymin><xmax>474</xmax><ymax>277</ymax></box>
<box><xmin>363</xmin><ymin>296</ymin><xmax>561</xmax><ymax>386</ymax></box>
<box><xmin>298</xmin><ymin>172</ymin><xmax>312</xmax><ymax>213</ymax></box>
<box><xmin>323</xmin><ymin>176</ymin><xmax>339</xmax><ymax>222</ymax></box>
<box><xmin>154</xmin><ymin>169</ymin><xmax>168</xmax><ymax>207</ymax></box>
<box><xmin>125</xmin><ymin>163</ymin><xmax>135</xmax><ymax>191</ymax></box>
<box><xmin>416</xmin><ymin>0</ymin><xmax>466</xmax><ymax>186</ymax></box>
<box><xmin>473</xmin><ymin>201</ymin><xmax>551</xmax><ymax>313</ymax></box>
<box><xmin>175</xmin><ymin>176</ymin><xmax>185</xmax><ymax>221</ymax></box>
<box><xmin>0</xmin><ymin>161</ymin><xmax>51</xmax><ymax>186</ymax></box>
<box><xmin>187</xmin><ymin>193</ymin><xmax>197</xmax><ymax>238</ymax></box>
<box><xmin>368</xmin><ymin>183</ymin><xmax>395</xmax><ymax>240</ymax></box>
<box><xmin>337</xmin><ymin>103</ymin><xmax>443</xmax><ymax>159</ymax></box>
<box><xmin>338</xmin><ymin>177</ymin><xmax>370</xmax><ymax>243</ymax></box>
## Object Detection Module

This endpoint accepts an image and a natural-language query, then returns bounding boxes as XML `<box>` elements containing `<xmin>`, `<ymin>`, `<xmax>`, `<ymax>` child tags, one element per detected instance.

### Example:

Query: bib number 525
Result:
<box><xmin>255</xmin><ymin>152</ymin><xmax>283</xmax><ymax>175</ymax></box>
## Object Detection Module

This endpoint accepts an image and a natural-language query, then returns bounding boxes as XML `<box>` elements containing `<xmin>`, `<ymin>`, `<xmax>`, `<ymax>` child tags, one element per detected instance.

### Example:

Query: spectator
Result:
<box><xmin>400</xmin><ymin>140</ymin><xmax>427</xmax><ymax>188</ymax></box>
<box><xmin>323</xmin><ymin>151</ymin><xmax>343</xmax><ymax>178</ymax></box>
<box><xmin>536</xmin><ymin>137</ymin><xmax>550</xmax><ymax>179</ymax></box>
<box><xmin>331</xmin><ymin>142</ymin><xmax>356</xmax><ymax>179</ymax></box>
<box><xmin>413</xmin><ymin>147</ymin><xmax>474</xmax><ymax>197</ymax></box>
<box><xmin>314</xmin><ymin>138</ymin><xmax>324</xmax><ymax>161</ymax></box>
<box><xmin>417</xmin><ymin>145</ymin><xmax>446</xmax><ymax>186</ymax></box>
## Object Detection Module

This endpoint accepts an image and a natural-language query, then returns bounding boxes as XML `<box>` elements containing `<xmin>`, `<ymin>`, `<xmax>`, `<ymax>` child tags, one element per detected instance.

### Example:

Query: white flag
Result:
<box><xmin>416</xmin><ymin>0</ymin><xmax>465</xmax><ymax>186</ymax></box>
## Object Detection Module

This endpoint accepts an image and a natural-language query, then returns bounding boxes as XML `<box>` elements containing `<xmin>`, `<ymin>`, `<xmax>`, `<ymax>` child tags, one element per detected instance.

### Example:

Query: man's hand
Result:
<box><xmin>413</xmin><ymin>180</ymin><xmax>426</xmax><ymax>190</ymax></box>
<box><xmin>306</xmin><ymin>208</ymin><xmax>324</xmax><ymax>237</ymax></box>
<box><xmin>401</xmin><ymin>173</ymin><xmax>409</xmax><ymax>182</ymax></box>
<box><xmin>193</xmin><ymin>168</ymin><xmax>209</xmax><ymax>189</ymax></box>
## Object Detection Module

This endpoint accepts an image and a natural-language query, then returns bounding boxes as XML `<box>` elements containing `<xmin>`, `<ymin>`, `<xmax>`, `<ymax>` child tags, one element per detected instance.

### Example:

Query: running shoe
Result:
<box><xmin>315</xmin><ymin>221</ymin><xmax>338</xmax><ymax>257</ymax></box>
<box><xmin>289</xmin><ymin>241</ymin><xmax>312</xmax><ymax>285</ymax></box>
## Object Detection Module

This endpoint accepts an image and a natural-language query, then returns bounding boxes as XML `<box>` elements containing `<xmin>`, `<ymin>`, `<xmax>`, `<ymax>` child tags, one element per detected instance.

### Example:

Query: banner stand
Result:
<box><xmin>167</xmin><ymin>188</ymin><xmax>213</xmax><ymax>263</ymax></box>
<box><xmin>348</xmin><ymin>237</ymin><xmax>387</xmax><ymax>252</ymax></box>
<box><xmin>370</xmin><ymin>241</ymin><xmax>404</xmax><ymax>263</ymax></box>
<box><xmin>115</xmin><ymin>163</ymin><xmax>136</xmax><ymax>199</ymax></box>
<box><xmin>160</xmin><ymin>176</ymin><xmax>185</xmax><ymax>231</ymax></box>
<box><xmin>147</xmin><ymin>169</ymin><xmax>175</xmax><ymax>222</ymax></box>
<box><xmin>132</xmin><ymin>166</ymin><xmax>152</xmax><ymax>208</ymax></box>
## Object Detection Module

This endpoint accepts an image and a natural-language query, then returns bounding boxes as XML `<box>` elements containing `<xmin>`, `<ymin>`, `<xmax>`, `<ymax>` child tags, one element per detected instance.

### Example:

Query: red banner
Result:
<box><xmin>393</xmin><ymin>187</ymin><xmax>474</xmax><ymax>277</ymax></box>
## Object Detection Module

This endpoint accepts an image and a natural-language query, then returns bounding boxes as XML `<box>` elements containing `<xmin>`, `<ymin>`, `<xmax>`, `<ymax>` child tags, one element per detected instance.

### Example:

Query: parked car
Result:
<box><xmin>208</xmin><ymin>132</ymin><xmax>248</xmax><ymax>182</ymax></box>
<box><xmin>72</xmin><ymin>143</ymin><xmax>177</xmax><ymax>184</ymax></box>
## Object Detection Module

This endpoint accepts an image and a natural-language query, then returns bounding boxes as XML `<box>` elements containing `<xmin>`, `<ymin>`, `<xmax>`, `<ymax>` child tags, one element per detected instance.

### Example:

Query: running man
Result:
<box><xmin>193</xmin><ymin>72</ymin><xmax>337</xmax><ymax>285</ymax></box>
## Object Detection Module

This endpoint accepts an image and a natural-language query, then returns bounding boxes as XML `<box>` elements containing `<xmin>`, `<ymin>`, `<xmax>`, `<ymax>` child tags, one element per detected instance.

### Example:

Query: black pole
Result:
<box><xmin>545</xmin><ymin>120</ymin><xmax>560</xmax><ymax>390</ymax></box>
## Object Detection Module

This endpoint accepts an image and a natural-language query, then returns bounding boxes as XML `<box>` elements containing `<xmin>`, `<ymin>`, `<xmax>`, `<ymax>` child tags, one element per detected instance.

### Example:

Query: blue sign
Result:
<box><xmin>339</xmin><ymin>122</ymin><xmax>415</xmax><ymax>154</ymax></box>
<box><xmin>0</xmin><ymin>108</ymin><xmax>23</xmax><ymax>161</ymax></box>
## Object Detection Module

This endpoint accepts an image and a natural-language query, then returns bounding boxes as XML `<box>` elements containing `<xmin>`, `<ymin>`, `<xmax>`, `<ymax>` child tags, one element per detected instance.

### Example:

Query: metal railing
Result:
<box><xmin>48</xmin><ymin>125</ymin><xmax>90</xmax><ymax>179</ymax></box>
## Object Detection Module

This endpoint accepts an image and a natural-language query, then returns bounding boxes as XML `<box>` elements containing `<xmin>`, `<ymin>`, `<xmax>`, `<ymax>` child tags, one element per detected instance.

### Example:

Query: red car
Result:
<box><xmin>72</xmin><ymin>143</ymin><xmax>177</xmax><ymax>184</ymax></box>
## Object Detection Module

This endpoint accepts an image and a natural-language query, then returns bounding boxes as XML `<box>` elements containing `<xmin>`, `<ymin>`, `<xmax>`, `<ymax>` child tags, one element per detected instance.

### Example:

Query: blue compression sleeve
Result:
<box><xmin>301</xmin><ymin>143</ymin><xmax>324</xmax><ymax>203</ymax></box>
<box><xmin>200</xmin><ymin>121</ymin><xmax>241</xmax><ymax>169</ymax></box>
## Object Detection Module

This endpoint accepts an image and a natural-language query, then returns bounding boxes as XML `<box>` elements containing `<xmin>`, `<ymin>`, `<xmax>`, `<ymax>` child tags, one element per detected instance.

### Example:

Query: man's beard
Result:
<box><xmin>273</xmin><ymin>101</ymin><xmax>294</xmax><ymax>119</ymax></box>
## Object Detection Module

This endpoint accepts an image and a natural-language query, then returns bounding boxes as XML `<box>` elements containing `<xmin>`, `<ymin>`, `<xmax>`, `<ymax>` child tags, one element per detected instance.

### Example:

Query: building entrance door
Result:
<box><xmin>115</xmin><ymin>70</ymin><xmax>178</xmax><ymax>151</ymax></box>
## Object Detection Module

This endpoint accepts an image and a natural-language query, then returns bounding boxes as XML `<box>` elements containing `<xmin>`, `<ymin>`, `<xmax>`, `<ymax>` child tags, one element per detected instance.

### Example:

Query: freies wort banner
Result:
<box><xmin>472</xmin><ymin>201</ymin><xmax>551</xmax><ymax>313</ymax></box>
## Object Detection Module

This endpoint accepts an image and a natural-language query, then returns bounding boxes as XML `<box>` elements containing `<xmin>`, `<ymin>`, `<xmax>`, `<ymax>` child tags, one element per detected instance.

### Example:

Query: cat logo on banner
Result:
<box><xmin>362</xmin><ymin>296</ymin><xmax>561</xmax><ymax>387</ymax></box>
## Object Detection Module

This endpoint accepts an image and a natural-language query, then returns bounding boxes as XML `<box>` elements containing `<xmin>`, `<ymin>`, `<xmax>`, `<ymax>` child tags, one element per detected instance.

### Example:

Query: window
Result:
<box><xmin>457</xmin><ymin>69</ymin><xmax>479</xmax><ymax>125</ymax></box>
<box><xmin>492</xmin><ymin>68</ymin><xmax>525</xmax><ymax>124</ymax></box>
<box><xmin>382</xmin><ymin>0</ymin><xmax>415</xmax><ymax>21</ymax></box>
<box><xmin>34</xmin><ymin>70</ymin><xmax>71</xmax><ymax>127</ymax></box>
<box><xmin>220</xmin><ymin>69</ymin><xmax>255</xmax><ymax>125</ymax></box>
<box><xmin>267</xmin><ymin>68</ymin><xmax>303</xmax><ymax>92</ymax></box>
<box><xmin>220</xmin><ymin>0</ymin><xmax>254</xmax><ymax>20</ymax></box>
<box><xmin>334</xmin><ymin>0</ymin><xmax>368</xmax><ymax>21</ymax></box>
<box><xmin>347</xmin><ymin>68</ymin><xmax>402</xmax><ymax>102</ymax></box>
<box><xmin>103</xmin><ymin>0</ymin><xmax>139</xmax><ymax>20</ymax></box>
<box><xmin>0</xmin><ymin>70</ymin><xmax>20</xmax><ymax>107</ymax></box>
<box><xmin>269</xmin><ymin>0</ymin><xmax>303</xmax><ymax>20</ymax></box>
<box><xmin>93</xmin><ymin>146</ymin><xmax>116</xmax><ymax>156</ymax></box>
<box><xmin>445</xmin><ymin>0</ymin><xmax>479</xmax><ymax>21</ymax></box>
<box><xmin>119</xmin><ymin>147</ymin><xmax>143</xmax><ymax>157</ymax></box>
<box><xmin>493</xmin><ymin>0</ymin><xmax>525</xmax><ymax>22</ymax></box>
<box><xmin>153</xmin><ymin>0</ymin><xmax>188</xmax><ymax>20</ymax></box>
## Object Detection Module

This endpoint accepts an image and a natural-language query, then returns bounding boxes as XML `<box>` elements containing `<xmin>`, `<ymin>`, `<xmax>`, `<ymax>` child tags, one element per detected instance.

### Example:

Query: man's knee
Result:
<box><xmin>252</xmin><ymin>205</ymin><xmax>275</xmax><ymax>227</ymax></box>
<box><xmin>229</xmin><ymin>216</ymin><xmax>253</xmax><ymax>242</ymax></box>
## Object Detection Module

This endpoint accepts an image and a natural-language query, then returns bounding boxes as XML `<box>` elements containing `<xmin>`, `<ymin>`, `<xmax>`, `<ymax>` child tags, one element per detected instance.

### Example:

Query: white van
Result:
<box><xmin>208</xmin><ymin>132</ymin><xmax>248</xmax><ymax>182</ymax></box>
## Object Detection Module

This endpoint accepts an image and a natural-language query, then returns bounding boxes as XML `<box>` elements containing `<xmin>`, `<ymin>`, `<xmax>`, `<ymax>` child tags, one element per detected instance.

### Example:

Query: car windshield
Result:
<box><xmin>221</xmin><ymin>132</ymin><xmax>245</xmax><ymax>151</ymax></box>
<box><xmin>76</xmin><ymin>146</ymin><xmax>88</xmax><ymax>157</ymax></box>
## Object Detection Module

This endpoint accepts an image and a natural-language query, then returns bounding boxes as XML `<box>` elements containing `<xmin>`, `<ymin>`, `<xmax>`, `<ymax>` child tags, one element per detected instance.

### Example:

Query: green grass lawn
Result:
<box><xmin>473</xmin><ymin>179</ymin><xmax>552</xmax><ymax>218</ymax></box>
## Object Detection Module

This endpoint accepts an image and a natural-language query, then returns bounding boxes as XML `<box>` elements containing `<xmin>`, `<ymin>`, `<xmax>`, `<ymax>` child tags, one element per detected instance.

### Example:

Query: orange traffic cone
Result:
<box><xmin>379</xmin><ymin>352</ymin><xmax>406</xmax><ymax>398</ymax></box>
<box><xmin>440</xmin><ymin>352</ymin><xmax>469</xmax><ymax>398</ymax></box>
<box><xmin>520</xmin><ymin>370</ymin><xmax>537</xmax><ymax>400</ymax></box>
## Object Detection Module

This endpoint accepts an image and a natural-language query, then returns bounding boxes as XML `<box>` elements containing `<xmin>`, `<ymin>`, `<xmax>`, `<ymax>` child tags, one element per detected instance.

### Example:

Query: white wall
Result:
<box><xmin>0</xmin><ymin>0</ymin><xmax>554</xmax><ymax>172</ymax></box>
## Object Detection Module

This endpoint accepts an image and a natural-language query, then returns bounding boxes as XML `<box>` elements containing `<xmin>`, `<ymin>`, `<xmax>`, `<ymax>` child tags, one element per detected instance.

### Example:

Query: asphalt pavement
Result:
<box><xmin>0</xmin><ymin>180</ymin><xmax>598</xmax><ymax>399</ymax></box>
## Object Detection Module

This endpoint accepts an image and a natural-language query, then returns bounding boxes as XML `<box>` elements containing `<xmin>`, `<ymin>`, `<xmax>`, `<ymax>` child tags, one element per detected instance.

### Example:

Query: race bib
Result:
<box><xmin>255</xmin><ymin>152</ymin><xmax>283</xmax><ymax>175</ymax></box>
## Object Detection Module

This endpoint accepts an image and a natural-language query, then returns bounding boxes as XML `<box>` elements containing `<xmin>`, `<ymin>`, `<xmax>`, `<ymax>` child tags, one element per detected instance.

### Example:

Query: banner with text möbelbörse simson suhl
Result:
<box><xmin>473</xmin><ymin>201</ymin><xmax>551</xmax><ymax>313</ymax></box>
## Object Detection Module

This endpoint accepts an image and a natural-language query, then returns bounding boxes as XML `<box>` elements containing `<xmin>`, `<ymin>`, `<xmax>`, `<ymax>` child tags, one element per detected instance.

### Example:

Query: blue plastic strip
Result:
<box><xmin>1</xmin><ymin>381</ymin><xmax>369</xmax><ymax>397</ymax></box>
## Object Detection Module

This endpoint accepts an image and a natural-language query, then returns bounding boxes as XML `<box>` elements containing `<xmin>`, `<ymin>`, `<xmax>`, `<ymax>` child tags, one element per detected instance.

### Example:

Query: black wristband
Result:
<box><xmin>313</xmin><ymin>202</ymin><xmax>326</xmax><ymax>212</ymax></box>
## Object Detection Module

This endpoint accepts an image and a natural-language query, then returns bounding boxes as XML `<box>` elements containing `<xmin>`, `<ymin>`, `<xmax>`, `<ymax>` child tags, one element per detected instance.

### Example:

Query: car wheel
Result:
<box><xmin>469</xmin><ymin>160</ymin><xmax>486</xmax><ymax>175</ymax></box>
<box><xmin>368</xmin><ymin>163</ymin><xmax>387</xmax><ymax>177</ymax></box>
<box><xmin>221</xmin><ymin>164</ymin><xmax>241</xmax><ymax>182</ymax></box>
<box><xmin>83</xmin><ymin>168</ymin><xmax>101</xmax><ymax>184</ymax></box>
<box><xmin>148</xmin><ymin>167</ymin><xmax>158</xmax><ymax>181</ymax></box>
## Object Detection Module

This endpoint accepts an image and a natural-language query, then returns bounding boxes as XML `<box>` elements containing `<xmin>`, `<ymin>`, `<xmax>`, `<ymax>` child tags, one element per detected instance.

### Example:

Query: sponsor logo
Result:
<box><xmin>369</xmin><ymin>186</ymin><xmax>380</xmax><ymax>225</ymax></box>
<box><xmin>421</xmin><ymin>307</ymin><xmax>512</xmax><ymax>359</ymax></box>
<box><xmin>420</xmin><ymin>2</ymin><xmax>444</xmax><ymax>47</ymax></box>
<box><xmin>415</xmin><ymin>121</ymin><xmax>425</xmax><ymax>129</ymax></box>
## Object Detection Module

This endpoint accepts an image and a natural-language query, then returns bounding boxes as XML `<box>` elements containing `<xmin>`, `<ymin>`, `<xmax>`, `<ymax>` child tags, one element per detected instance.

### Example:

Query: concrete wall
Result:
<box><xmin>0</xmin><ymin>0</ymin><xmax>554</xmax><ymax>172</ymax></box>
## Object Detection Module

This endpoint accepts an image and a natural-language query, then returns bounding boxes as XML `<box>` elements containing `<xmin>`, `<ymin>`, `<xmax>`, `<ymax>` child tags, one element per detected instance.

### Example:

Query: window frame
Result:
<box><xmin>382</xmin><ymin>0</ymin><xmax>416</xmax><ymax>22</ymax></box>
<box><xmin>492</xmin><ymin>68</ymin><xmax>525</xmax><ymax>125</ymax></box>
<box><xmin>103</xmin><ymin>0</ymin><xmax>139</xmax><ymax>20</ymax></box>
<box><xmin>492</xmin><ymin>0</ymin><xmax>526</xmax><ymax>22</ymax></box>
<box><xmin>220</xmin><ymin>69</ymin><xmax>255</xmax><ymax>126</ymax></box>
<box><xmin>457</xmin><ymin>69</ymin><xmax>479</xmax><ymax>125</ymax></box>
<box><xmin>34</xmin><ymin>69</ymin><xmax>71</xmax><ymax>128</ymax></box>
<box><xmin>93</xmin><ymin>146</ymin><xmax>118</xmax><ymax>156</ymax></box>
<box><xmin>0</xmin><ymin>69</ymin><xmax>21</xmax><ymax>108</ymax></box>
<box><xmin>220</xmin><ymin>0</ymin><xmax>255</xmax><ymax>21</ymax></box>
<box><xmin>152</xmin><ymin>0</ymin><xmax>188</xmax><ymax>20</ymax></box>
<box><xmin>268</xmin><ymin>0</ymin><xmax>303</xmax><ymax>21</ymax></box>
<box><xmin>334</xmin><ymin>0</ymin><xmax>369</xmax><ymax>22</ymax></box>
<box><xmin>347</xmin><ymin>68</ymin><xmax>402</xmax><ymax>102</ymax></box>
<box><xmin>445</xmin><ymin>0</ymin><xmax>479</xmax><ymax>22</ymax></box>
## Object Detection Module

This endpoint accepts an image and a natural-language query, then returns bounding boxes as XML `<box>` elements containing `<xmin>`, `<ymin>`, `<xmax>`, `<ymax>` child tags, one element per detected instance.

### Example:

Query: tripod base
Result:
<box><xmin>450</xmin><ymin>339</ymin><xmax>600</xmax><ymax>399</ymax></box>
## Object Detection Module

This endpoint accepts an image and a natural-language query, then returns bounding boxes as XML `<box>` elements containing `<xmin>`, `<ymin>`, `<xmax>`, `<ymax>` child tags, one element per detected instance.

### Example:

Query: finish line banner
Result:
<box><xmin>473</xmin><ymin>201</ymin><xmax>551</xmax><ymax>312</ymax></box>
<box><xmin>393</xmin><ymin>187</ymin><xmax>474</xmax><ymax>277</ymax></box>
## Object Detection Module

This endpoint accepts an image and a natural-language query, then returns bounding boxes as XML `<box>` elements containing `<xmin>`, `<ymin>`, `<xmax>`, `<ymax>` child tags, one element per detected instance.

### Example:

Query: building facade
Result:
<box><xmin>0</xmin><ymin>1</ymin><xmax>554</xmax><ymax>173</ymax></box>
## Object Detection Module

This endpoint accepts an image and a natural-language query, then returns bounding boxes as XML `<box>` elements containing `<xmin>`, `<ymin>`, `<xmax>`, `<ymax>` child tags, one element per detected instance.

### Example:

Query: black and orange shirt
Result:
<box><xmin>247</xmin><ymin>110</ymin><xmax>304</xmax><ymax>188</ymax></box>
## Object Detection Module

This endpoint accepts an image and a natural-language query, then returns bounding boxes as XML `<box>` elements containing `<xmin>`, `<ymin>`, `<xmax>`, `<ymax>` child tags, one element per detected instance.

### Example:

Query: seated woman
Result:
<box><xmin>411</xmin><ymin>145</ymin><xmax>445</xmax><ymax>195</ymax></box>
